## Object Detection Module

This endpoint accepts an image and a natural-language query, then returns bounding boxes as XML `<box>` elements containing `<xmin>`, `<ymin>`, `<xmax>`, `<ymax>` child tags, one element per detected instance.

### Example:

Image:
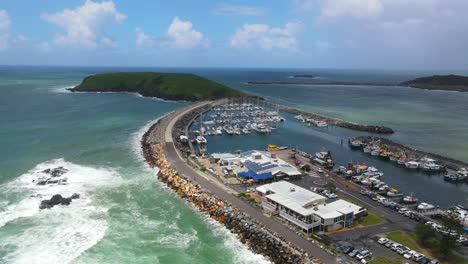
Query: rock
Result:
<box><xmin>39</xmin><ymin>194</ymin><xmax>79</xmax><ymax>209</ymax></box>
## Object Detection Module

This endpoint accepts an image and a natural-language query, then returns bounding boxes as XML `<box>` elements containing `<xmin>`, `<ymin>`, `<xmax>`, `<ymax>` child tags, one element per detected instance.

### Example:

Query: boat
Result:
<box><xmin>402</xmin><ymin>195</ymin><xmax>418</xmax><ymax>204</ymax></box>
<box><xmin>371</xmin><ymin>148</ymin><xmax>383</xmax><ymax>156</ymax></box>
<box><xmin>389</xmin><ymin>154</ymin><xmax>399</xmax><ymax>162</ymax></box>
<box><xmin>387</xmin><ymin>188</ymin><xmax>403</xmax><ymax>197</ymax></box>
<box><xmin>242</xmin><ymin>128</ymin><xmax>250</xmax><ymax>134</ymax></box>
<box><xmin>363</xmin><ymin>145</ymin><xmax>372</xmax><ymax>153</ymax></box>
<box><xmin>444</xmin><ymin>173</ymin><xmax>459</xmax><ymax>182</ymax></box>
<box><xmin>268</xmin><ymin>144</ymin><xmax>281</xmax><ymax>151</ymax></box>
<box><xmin>316</xmin><ymin>121</ymin><xmax>328</xmax><ymax>127</ymax></box>
<box><xmin>195</xmin><ymin>135</ymin><xmax>207</xmax><ymax>145</ymax></box>
<box><xmin>405</xmin><ymin>161</ymin><xmax>420</xmax><ymax>169</ymax></box>
<box><xmin>397</xmin><ymin>156</ymin><xmax>408</xmax><ymax>165</ymax></box>
<box><xmin>417</xmin><ymin>202</ymin><xmax>435</xmax><ymax>211</ymax></box>
<box><xmin>349</xmin><ymin>139</ymin><xmax>362</xmax><ymax>149</ymax></box>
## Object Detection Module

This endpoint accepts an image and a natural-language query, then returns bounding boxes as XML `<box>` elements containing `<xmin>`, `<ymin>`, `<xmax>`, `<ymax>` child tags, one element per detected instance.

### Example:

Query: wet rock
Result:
<box><xmin>39</xmin><ymin>193</ymin><xmax>79</xmax><ymax>209</ymax></box>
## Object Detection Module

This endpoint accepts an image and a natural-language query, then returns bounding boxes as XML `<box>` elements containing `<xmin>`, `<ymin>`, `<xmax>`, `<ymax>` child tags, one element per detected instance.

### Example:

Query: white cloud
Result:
<box><xmin>0</xmin><ymin>9</ymin><xmax>11</xmax><ymax>50</ymax></box>
<box><xmin>319</xmin><ymin>0</ymin><xmax>383</xmax><ymax>20</ymax></box>
<box><xmin>136</xmin><ymin>17</ymin><xmax>209</xmax><ymax>50</ymax></box>
<box><xmin>230</xmin><ymin>22</ymin><xmax>302</xmax><ymax>52</ymax></box>
<box><xmin>292</xmin><ymin>0</ymin><xmax>315</xmax><ymax>12</ymax></box>
<box><xmin>213</xmin><ymin>4</ymin><xmax>264</xmax><ymax>16</ymax></box>
<box><xmin>41</xmin><ymin>0</ymin><xmax>125</xmax><ymax>49</ymax></box>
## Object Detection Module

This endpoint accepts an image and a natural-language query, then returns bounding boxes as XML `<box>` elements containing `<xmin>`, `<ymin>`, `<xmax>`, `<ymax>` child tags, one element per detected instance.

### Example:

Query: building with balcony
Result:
<box><xmin>257</xmin><ymin>181</ymin><xmax>366</xmax><ymax>233</ymax></box>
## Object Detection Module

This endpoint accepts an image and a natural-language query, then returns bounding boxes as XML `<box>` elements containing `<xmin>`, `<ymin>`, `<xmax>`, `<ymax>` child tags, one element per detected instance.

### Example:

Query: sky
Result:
<box><xmin>1</xmin><ymin>0</ymin><xmax>468</xmax><ymax>70</ymax></box>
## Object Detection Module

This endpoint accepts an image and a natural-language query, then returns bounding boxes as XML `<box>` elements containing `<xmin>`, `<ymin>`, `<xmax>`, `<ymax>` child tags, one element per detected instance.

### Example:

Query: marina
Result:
<box><xmin>189</xmin><ymin>108</ymin><xmax>468</xmax><ymax>209</ymax></box>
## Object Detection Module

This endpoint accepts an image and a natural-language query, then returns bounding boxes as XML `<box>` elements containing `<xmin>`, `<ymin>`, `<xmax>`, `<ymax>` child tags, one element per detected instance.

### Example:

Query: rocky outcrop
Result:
<box><xmin>39</xmin><ymin>193</ymin><xmax>80</xmax><ymax>209</ymax></box>
<box><xmin>34</xmin><ymin>166</ymin><xmax>69</xmax><ymax>185</ymax></box>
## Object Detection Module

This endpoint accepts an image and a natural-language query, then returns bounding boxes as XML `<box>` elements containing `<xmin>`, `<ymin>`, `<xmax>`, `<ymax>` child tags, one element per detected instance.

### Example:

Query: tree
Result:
<box><xmin>415</xmin><ymin>223</ymin><xmax>436</xmax><ymax>246</ymax></box>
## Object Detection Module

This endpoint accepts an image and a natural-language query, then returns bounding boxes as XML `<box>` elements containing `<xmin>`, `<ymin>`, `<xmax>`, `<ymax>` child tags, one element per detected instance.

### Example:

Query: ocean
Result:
<box><xmin>0</xmin><ymin>66</ymin><xmax>467</xmax><ymax>263</ymax></box>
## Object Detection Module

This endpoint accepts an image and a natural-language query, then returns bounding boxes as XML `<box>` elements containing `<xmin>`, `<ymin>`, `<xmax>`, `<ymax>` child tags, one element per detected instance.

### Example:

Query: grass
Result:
<box><xmin>358</xmin><ymin>210</ymin><xmax>385</xmax><ymax>226</ymax></box>
<box><xmin>368</xmin><ymin>257</ymin><xmax>403</xmax><ymax>264</ymax></box>
<box><xmin>238</xmin><ymin>192</ymin><xmax>259</xmax><ymax>204</ymax></box>
<box><xmin>74</xmin><ymin>72</ymin><xmax>245</xmax><ymax>101</ymax></box>
<box><xmin>387</xmin><ymin>230</ymin><xmax>421</xmax><ymax>251</ymax></box>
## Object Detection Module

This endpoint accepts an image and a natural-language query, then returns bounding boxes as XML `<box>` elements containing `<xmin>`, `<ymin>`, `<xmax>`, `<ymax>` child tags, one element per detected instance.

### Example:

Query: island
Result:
<box><xmin>400</xmin><ymin>74</ymin><xmax>468</xmax><ymax>92</ymax></box>
<box><xmin>248</xmin><ymin>74</ymin><xmax>468</xmax><ymax>92</ymax></box>
<box><xmin>69</xmin><ymin>72</ymin><xmax>245</xmax><ymax>101</ymax></box>
<box><xmin>292</xmin><ymin>74</ymin><xmax>315</xmax><ymax>78</ymax></box>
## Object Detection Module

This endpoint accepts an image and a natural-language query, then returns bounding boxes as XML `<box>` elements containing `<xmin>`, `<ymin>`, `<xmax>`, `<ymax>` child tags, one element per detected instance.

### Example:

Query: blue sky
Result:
<box><xmin>1</xmin><ymin>0</ymin><xmax>468</xmax><ymax>70</ymax></box>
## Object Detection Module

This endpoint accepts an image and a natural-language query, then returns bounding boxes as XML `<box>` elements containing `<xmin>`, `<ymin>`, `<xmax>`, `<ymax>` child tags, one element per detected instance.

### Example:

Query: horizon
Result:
<box><xmin>1</xmin><ymin>0</ymin><xmax>468</xmax><ymax>71</ymax></box>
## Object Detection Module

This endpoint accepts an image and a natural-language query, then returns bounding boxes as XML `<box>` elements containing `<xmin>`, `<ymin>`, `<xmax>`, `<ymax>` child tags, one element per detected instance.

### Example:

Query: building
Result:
<box><xmin>257</xmin><ymin>181</ymin><xmax>366</xmax><ymax>233</ymax></box>
<box><xmin>237</xmin><ymin>150</ymin><xmax>302</xmax><ymax>181</ymax></box>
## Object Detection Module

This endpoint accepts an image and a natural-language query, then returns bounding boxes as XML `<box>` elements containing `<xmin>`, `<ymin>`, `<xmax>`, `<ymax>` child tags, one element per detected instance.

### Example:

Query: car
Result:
<box><xmin>384</xmin><ymin>241</ymin><xmax>393</xmax><ymax>248</ymax></box>
<box><xmin>398</xmin><ymin>208</ymin><xmax>409</xmax><ymax>214</ymax></box>
<box><xmin>403</xmin><ymin>252</ymin><xmax>412</xmax><ymax>259</ymax></box>
<box><xmin>413</xmin><ymin>253</ymin><xmax>425</xmax><ymax>261</ymax></box>
<box><xmin>418</xmin><ymin>257</ymin><xmax>430</xmax><ymax>264</ymax></box>
<box><xmin>342</xmin><ymin>246</ymin><xmax>354</xmax><ymax>254</ymax></box>
<box><xmin>391</xmin><ymin>243</ymin><xmax>401</xmax><ymax>251</ymax></box>
<box><xmin>429</xmin><ymin>260</ymin><xmax>440</xmax><ymax>264</ymax></box>
<box><xmin>397</xmin><ymin>246</ymin><xmax>410</xmax><ymax>255</ymax></box>
<box><xmin>327</xmin><ymin>193</ymin><xmax>338</xmax><ymax>199</ymax></box>
<box><xmin>377</xmin><ymin>237</ymin><xmax>388</xmax><ymax>244</ymax></box>
<box><xmin>425</xmin><ymin>221</ymin><xmax>434</xmax><ymax>226</ymax></box>
<box><xmin>356</xmin><ymin>249</ymin><xmax>371</xmax><ymax>260</ymax></box>
<box><xmin>348</xmin><ymin>249</ymin><xmax>360</xmax><ymax>257</ymax></box>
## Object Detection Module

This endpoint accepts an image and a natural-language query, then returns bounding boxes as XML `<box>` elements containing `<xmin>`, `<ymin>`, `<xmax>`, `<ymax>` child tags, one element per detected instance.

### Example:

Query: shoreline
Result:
<box><xmin>140</xmin><ymin>108</ymin><xmax>322</xmax><ymax>263</ymax></box>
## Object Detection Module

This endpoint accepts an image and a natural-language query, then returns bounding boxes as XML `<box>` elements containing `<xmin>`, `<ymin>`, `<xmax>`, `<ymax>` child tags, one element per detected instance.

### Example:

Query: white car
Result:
<box><xmin>403</xmin><ymin>252</ymin><xmax>412</xmax><ymax>259</ymax></box>
<box><xmin>377</xmin><ymin>237</ymin><xmax>389</xmax><ymax>245</ymax></box>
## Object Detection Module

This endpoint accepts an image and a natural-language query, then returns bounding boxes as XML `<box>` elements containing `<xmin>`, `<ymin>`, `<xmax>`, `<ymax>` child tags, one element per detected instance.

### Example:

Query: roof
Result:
<box><xmin>314</xmin><ymin>200</ymin><xmax>363</xmax><ymax>219</ymax></box>
<box><xmin>241</xmin><ymin>150</ymin><xmax>301</xmax><ymax>176</ymax></box>
<box><xmin>257</xmin><ymin>181</ymin><xmax>327</xmax><ymax>215</ymax></box>
<box><xmin>211</xmin><ymin>153</ymin><xmax>237</xmax><ymax>160</ymax></box>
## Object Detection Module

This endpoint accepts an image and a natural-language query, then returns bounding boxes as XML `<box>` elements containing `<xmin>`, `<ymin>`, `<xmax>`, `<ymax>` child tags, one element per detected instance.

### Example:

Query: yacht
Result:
<box><xmin>316</xmin><ymin>121</ymin><xmax>328</xmax><ymax>127</ymax></box>
<box><xmin>402</xmin><ymin>195</ymin><xmax>418</xmax><ymax>204</ymax></box>
<box><xmin>242</xmin><ymin>128</ymin><xmax>250</xmax><ymax>134</ymax></box>
<box><xmin>405</xmin><ymin>161</ymin><xmax>420</xmax><ymax>169</ymax></box>
<box><xmin>417</xmin><ymin>202</ymin><xmax>435</xmax><ymax>211</ymax></box>
<box><xmin>195</xmin><ymin>135</ymin><xmax>207</xmax><ymax>145</ymax></box>
<box><xmin>363</xmin><ymin>145</ymin><xmax>372</xmax><ymax>153</ymax></box>
<box><xmin>349</xmin><ymin>139</ymin><xmax>362</xmax><ymax>149</ymax></box>
<box><xmin>387</xmin><ymin>188</ymin><xmax>403</xmax><ymax>197</ymax></box>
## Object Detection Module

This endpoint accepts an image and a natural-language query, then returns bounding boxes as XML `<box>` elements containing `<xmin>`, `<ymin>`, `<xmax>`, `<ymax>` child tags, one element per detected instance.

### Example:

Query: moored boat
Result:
<box><xmin>402</xmin><ymin>195</ymin><xmax>418</xmax><ymax>204</ymax></box>
<box><xmin>405</xmin><ymin>161</ymin><xmax>420</xmax><ymax>169</ymax></box>
<box><xmin>417</xmin><ymin>202</ymin><xmax>435</xmax><ymax>211</ymax></box>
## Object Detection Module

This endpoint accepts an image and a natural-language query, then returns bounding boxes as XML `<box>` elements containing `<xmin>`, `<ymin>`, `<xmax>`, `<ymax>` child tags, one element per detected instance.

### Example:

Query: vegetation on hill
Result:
<box><xmin>400</xmin><ymin>74</ymin><xmax>468</xmax><ymax>92</ymax></box>
<box><xmin>70</xmin><ymin>72</ymin><xmax>245</xmax><ymax>101</ymax></box>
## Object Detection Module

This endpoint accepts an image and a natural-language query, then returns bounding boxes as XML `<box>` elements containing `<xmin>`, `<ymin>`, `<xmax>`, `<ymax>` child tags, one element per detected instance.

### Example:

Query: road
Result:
<box><xmin>162</xmin><ymin>104</ymin><xmax>339</xmax><ymax>263</ymax></box>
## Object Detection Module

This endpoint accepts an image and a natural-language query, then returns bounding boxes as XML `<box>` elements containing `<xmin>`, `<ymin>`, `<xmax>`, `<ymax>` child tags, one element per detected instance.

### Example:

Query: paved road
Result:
<box><xmin>162</xmin><ymin>105</ymin><xmax>338</xmax><ymax>263</ymax></box>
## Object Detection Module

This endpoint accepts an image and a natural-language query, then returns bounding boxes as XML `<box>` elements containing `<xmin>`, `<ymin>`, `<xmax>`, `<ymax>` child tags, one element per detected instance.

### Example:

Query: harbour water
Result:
<box><xmin>1</xmin><ymin>66</ymin><xmax>467</xmax><ymax>263</ymax></box>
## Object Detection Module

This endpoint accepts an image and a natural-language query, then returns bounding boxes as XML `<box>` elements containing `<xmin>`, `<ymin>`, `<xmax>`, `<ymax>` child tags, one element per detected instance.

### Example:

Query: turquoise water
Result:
<box><xmin>1</xmin><ymin>66</ymin><xmax>467</xmax><ymax>263</ymax></box>
<box><xmin>0</xmin><ymin>67</ymin><xmax>270</xmax><ymax>263</ymax></box>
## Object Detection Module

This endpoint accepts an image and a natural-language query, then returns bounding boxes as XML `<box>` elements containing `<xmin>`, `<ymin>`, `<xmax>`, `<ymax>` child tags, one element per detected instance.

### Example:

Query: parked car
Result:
<box><xmin>377</xmin><ymin>237</ymin><xmax>388</xmax><ymax>244</ymax></box>
<box><xmin>348</xmin><ymin>249</ymin><xmax>360</xmax><ymax>257</ymax></box>
<box><xmin>384</xmin><ymin>241</ymin><xmax>392</xmax><ymax>248</ymax></box>
<box><xmin>391</xmin><ymin>243</ymin><xmax>401</xmax><ymax>251</ymax></box>
<box><xmin>356</xmin><ymin>249</ymin><xmax>371</xmax><ymax>260</ymax></box>
<box><xmin>412</xmin><ymin>253</ymin><xmax>425</xmax><ymax>261</ymax></box>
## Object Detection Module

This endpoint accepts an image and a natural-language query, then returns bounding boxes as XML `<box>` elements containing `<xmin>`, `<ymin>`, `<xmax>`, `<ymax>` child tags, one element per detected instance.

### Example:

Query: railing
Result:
<box><xmin>262</xmin><ymin>201</ymin><xmax>277</xmax><ymax>212</ymax></box>
<box><xmin>279</xmin><ymin>211</ymin><xmax>320</xmax><ymax>230</ymax></box>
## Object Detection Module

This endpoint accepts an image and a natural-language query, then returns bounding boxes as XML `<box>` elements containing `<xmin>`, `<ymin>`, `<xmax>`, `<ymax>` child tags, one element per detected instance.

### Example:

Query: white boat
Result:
<box><xmin>405</xmin><ymin>161</ymin><xmax>420</xmax><ymax>169</ymax></box>
<box><xmin>242</xmin><ymin>128</ymin><xmax>250</xmax><ymax>134</ymax></box>
<box><xmin>403</xmin><ymin>195</ymin><xmax>418</xmax><ymax>204</ymax></box>
<box><xmin>316</xmin><ymin>121</ymin><xmax>328</xmax><ymax>127</ymax></box>
<box><xmin>417</xmin><ymin>202</ymin><xmax>435</xmax><ymax>211</ymax></box>
<box><xmin>195</xmin><ymin>136</ymin><xmax>207</xmax><ymax>145</ymax></box>
<box><xmin>363</xmin><ymin>146</ymin><xmax>372</xmax><ymax>153</ymax></box>
<box><xmin>215</xmin><ymin>129</ymin><xmax>223</xmax><ymax>135</ymax></box>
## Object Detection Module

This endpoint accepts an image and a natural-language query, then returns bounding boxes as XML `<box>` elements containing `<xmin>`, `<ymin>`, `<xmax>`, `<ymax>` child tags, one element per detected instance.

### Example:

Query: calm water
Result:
<box><xmin>1</xmin><ymin>66</ymin><xmax>467</xmax><ymax>263</ymax></box>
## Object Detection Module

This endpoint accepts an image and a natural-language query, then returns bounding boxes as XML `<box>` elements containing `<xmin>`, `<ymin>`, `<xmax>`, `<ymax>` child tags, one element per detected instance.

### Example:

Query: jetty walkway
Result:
<box><xmin>161</xmin><ymin>102</ymin><xmax>338</xmax><ymax>263</ymax></box>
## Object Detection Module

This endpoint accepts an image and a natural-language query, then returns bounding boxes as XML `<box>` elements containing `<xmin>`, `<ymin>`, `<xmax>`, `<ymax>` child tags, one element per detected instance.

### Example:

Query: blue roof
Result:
<box><xmin>244</xmin><ymin>160</ymin><xmax>277</xmax><ymax>173</ymax></box>
<box><xmin>237</xmin><ymin>170</ymin><xmax>272</xmax><ymax>180</ymax></box>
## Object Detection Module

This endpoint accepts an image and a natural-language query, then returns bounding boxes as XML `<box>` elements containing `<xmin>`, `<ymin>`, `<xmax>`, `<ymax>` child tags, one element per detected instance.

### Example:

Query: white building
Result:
<box><xmin>237</xmin><ymin>150</ymin><xmax>302</xmax><ymax>180</ymax></box>
<box><xmin>257</xmin><ymin>181</ymin><xmax>366</xmax><ymax>233</ymax></box>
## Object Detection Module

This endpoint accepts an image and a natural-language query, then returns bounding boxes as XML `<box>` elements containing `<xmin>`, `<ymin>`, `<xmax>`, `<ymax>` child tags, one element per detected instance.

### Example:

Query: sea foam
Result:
<box><xmin>0</xmin><ymin>158</ymin><xmax>122</xmax><ymax>264</ymax></box>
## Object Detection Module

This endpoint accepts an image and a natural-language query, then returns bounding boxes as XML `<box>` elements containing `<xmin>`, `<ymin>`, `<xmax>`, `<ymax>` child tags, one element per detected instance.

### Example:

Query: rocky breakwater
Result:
<box><xmin>261</xmin><ymin>101</ymin><xmax>394</xmax><ymax>134</ymax></box>
<box><xmin>141</xmin><ymin>117</ymin><xmax>318</xmax><ymax>263</ymax></box>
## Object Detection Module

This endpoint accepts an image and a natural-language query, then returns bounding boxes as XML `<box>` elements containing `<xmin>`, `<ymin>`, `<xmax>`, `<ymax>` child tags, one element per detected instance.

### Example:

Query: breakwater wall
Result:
<box><xmin>356</xmin><ymin>136</ymin><xmax>468</xmax><ymax>170</ymax></box>
<box><xmin>263</xmin><ymin>101</ymin><xmax>394</xmax><ymax>134</ymax></box>
<box><xmin>141</xmin><ymin>113</ymin><xmax>317</xmax><ymax>264</ymax></box>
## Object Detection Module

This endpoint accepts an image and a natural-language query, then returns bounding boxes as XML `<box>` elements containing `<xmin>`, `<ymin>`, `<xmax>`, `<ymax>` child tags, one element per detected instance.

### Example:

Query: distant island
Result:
<box><xmin>400</xmin><ymin>74</ymin><xmax>468</xmax><ymax>92</ymax></box>
<box><xmin>292</xmin><ymin>74</ymin><xmax>315</xmax><ymax>78</ymax></box>
<box><xmin>248</xmin><ymin>74</ymin><xmax>468</xmax><ymax>92</ymax></box>
<box><xmin>69</xmin><ymin>72</ymin><xmax>245</xmax><ymax>101</ymax></box>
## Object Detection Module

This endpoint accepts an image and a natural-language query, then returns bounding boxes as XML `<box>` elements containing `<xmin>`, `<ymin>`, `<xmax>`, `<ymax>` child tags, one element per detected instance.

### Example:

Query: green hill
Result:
<box><xmin>400</xmin><ymin>74</ymin><xmax>468</xmax><ymax>92</ymax></box>
<box><xmin>70</xmin><ymin>72</ymin><xmax>245</xmax><ymax>101</ymax></box>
